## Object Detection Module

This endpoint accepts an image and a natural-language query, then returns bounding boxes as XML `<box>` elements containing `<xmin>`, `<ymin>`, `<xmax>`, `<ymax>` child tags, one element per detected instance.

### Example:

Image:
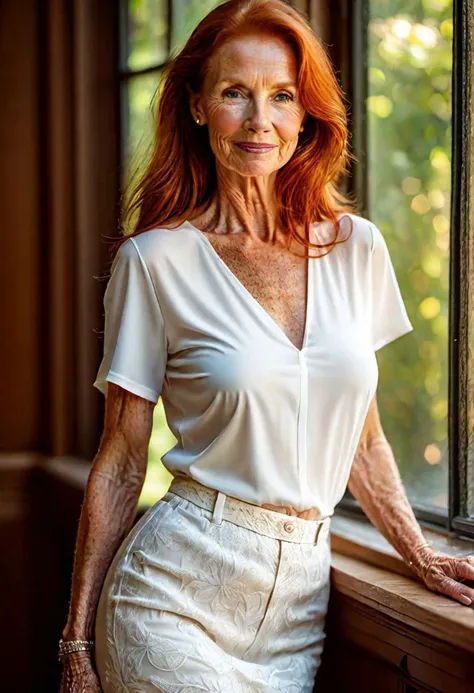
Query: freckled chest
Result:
<box><xmin>203</xmin><ymin>233</ymin><xmax>309</xmax><ymax>351</ymax></box>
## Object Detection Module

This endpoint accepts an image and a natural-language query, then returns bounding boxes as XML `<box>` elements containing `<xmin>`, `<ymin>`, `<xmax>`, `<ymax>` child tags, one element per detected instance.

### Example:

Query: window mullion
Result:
<box><xmin>450</xmin><ymin>0</ymin><xmax>474</xmax><ymax>537</ymax></box>
<box><xmin>351</xmin><ymin>0</ymin><xmax>369</xmax><ymax>219</ymax></box>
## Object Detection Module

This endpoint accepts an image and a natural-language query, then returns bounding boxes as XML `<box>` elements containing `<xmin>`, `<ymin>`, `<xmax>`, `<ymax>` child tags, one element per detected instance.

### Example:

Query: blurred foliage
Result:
<box><xmin>121</xmin><ymin>0</ymin><xmax>452</xmax><ymax>510</ymax></box>
<box><xmin>121</xmin><ymin>1</ymin><xmax>226</xmax><ymax>219</ymax></box>
<box><xmin>125</xmin><ymin>0</ymin><xmax>168</xmax><ymax>71</ymax></box>
<box><xmin>122</xmin><ymin>70</ymin><xmax>163</xmax><ymax>191</ymax></box>
<box><xmin>170</xmin><ymin>0</ymin><xmax>226</xmax><ymax>55</ymax></box>
<box><xmin>139</xmin><ymin>400</ymin><xmax>175</xmax><ymax>507</ymax></box>
<box><xmin>367</xmin><ymin>0</ymin><xmax>452</xmax><ymax>509</ymax></box>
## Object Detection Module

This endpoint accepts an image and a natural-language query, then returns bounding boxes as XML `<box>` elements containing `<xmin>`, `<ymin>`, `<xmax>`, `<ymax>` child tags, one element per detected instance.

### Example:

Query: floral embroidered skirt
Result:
<box><xmin>94</xmin><ymin>474</ymin><xmax>332</xmax><ymax>693</ymax></box>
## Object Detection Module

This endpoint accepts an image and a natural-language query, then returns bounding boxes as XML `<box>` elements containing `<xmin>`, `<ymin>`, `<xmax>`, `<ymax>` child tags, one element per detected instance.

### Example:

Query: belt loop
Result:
<box><xmin>314</xmin><ymin>517</ymin><xmax>330</xmax><ymax>544</ymax></box>
<box><xmin>211</xmin><ymin>491</ymin><xmax>226</xmax><ymax>525</ymax></box>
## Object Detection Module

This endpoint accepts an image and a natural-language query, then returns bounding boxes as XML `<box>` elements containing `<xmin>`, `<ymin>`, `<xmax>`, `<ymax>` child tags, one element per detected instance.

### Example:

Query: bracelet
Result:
<box><xmin>407</xmin><ymin>541</ymin><xmax>433</xmax><ymax>568</ymax></box>
<box><xmin>58</xmin><ymin>638</ymin><xmax>94</xmax><ymax>660</ymax></box>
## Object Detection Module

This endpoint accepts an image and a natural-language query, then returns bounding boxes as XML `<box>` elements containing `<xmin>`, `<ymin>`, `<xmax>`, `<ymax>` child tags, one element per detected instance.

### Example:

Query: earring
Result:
<box><xmin>196</xmin><ymin>117</ymin><xmax>200</xmax><ymax>124</ymax></box>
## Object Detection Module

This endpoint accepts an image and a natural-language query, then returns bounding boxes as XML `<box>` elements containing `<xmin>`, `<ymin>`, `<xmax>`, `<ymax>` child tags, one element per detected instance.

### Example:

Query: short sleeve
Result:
<box><xmin>93</xmin><ymin>237</ymin><xmax>167</xmax><ymax>402</ymax></box>
<box><xmin>370</xmin><ymin>222</ymin><xmax>413</xmax><ymax>351</ymax></box>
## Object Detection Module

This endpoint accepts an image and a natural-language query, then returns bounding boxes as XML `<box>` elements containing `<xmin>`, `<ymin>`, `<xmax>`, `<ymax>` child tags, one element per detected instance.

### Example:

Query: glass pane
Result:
<box><xmin>124</xmin><ymin>0</ymin><xmax>169</xmax><ymax>71</ymax></box>
<box><xmin>121</xmin><ymin>70</ymin><xmax>162</xmax><ymax>192</ymax></box>
<box><xmin>170</xmin><ymin>0</ymin><xmax>223</xmax><ymax>54</ymax></box>
<box><xmin>367</xmin><ymin>0</ymin><xmax>453</xmax><ymax>510</ymax></box>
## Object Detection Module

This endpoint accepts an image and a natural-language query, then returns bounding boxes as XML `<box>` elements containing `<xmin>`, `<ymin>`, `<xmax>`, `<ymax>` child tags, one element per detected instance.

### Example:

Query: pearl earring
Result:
<box><xmin>196</xmin><ymin>117</ymin><xmax>200</xmax><ymax>124</ymax></box>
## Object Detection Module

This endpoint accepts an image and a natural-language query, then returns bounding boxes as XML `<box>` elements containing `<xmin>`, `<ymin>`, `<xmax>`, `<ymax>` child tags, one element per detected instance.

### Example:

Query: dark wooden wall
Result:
<box><xmin>316</xmin><ymin>588</ymin><xmax>474</xmax><ymax>692</ymax></box>
<box><xmin>0</xmin><ymin>0</ymin><xmax>119</xmax><ymax>689</ymax></box>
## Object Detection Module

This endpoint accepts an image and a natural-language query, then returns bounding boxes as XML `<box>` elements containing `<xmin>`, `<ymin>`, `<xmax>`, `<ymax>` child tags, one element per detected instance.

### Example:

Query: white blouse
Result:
<box><xmin>94</xmin><ymin>213</ymin><xmax>413</xmax><ymax>516</ymax></box>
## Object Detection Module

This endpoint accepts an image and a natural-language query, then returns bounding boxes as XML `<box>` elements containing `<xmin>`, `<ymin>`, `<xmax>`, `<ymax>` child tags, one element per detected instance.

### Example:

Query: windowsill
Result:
<box><xmin>41</xmin><ymin>459</ymin><xmax>474</xmax><ymax>650</ymax></box>
<box><xmin>330</xmin><ymin>511</ymin><xmax>474</xmax><ymax>578</ymax></box>
<box><xmin>330</xmin><ymin>511</ymin><xmax>474</xmax><ymax>652</ymax></box>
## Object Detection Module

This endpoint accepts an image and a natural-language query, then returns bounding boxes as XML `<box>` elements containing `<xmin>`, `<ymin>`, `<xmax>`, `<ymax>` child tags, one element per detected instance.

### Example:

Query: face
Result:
<box><xmin>190</xmin><ymin>33</ymin><xmax>306</xmax><ymax>177</ymax></box>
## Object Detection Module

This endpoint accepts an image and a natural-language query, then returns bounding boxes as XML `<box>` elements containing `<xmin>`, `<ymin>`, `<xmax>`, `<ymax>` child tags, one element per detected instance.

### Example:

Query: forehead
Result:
<box><xmin>205</xmin><ymin>34</ymin><xmax>298</xmax><ymax>87</ymax></box>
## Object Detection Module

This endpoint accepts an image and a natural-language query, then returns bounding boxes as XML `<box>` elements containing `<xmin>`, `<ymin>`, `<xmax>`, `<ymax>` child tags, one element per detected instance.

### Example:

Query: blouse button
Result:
<box><xmin>284</xmin><ymin>521</ymin><xmax>295</xmax><ymax>533</ymax></box>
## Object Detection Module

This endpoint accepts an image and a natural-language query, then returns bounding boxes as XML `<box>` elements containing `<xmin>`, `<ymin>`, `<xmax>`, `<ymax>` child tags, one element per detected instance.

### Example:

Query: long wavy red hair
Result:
<box><xmin>116</xmin><ymin>0</ymin><xmax>359</xmax><ymax>256</ymax></box>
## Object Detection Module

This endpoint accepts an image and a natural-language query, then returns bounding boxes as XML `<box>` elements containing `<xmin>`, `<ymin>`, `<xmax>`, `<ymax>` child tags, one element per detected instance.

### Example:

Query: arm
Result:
<box><xmin>60</xmin><ymin>383</ymin><xmax>155</xmax><ymax>690</ymax></box>
<box><xmin>347</xmin><ymin>394</ymin><xmax>474</xmax><ymax>606</ymax></box>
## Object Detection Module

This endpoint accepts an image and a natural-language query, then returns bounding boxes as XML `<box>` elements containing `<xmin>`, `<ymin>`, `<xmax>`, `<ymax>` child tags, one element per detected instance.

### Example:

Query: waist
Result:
<box><xmin>259</xmin><ymin>502</ymin><xmax>322</xmax><ymax>520</ymax></box>
<box><xmin>167</xmin><ymin>473</ymin><xmax>331</xmax><ymax>544</ymax></box>
<box><xmin>165</xmin><ymin>471</ymin><xmax>325</xmax><ymax>519</ymax></box>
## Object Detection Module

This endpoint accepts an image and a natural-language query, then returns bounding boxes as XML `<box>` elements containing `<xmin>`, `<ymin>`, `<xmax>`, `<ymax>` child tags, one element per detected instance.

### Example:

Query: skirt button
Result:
<box><xmin>284</xmin><ymin>521</ymin><xmax>295</xmax><ymax>533</ymax></box>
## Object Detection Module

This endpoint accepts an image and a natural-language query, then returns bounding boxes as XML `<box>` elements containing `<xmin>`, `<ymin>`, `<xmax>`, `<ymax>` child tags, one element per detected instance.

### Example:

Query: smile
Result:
<box><xmin>234</xmin><ymin>143</ymin><xmax>277</xmax><ymax>153</ymax></box>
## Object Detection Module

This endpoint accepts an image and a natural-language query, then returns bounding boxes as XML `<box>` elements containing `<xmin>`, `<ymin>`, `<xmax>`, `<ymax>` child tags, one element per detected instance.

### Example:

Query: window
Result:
<box><xmin>368</xmin><ymin>0</ymin><xmax>452</xmax><ymax>512</ymax></box>
<box><xmin>341</xmin><ymin>0</ymin><xmax>474</xmax><ymax>539</ymax></box>
<box><xmin>120</xmin><ymin>0</ymin><xmax>224</xmax><ymax>189</ymax></box>
<box><xmin>118</xmin><ymin>1</ymin><xmax>474</xmax><ymax>536</ymax></box>
<box><xmin>370</xmin><ymin>1</ymin><xmax>452</xmax><ymax>514</ymax></box>
<box><xmin>119</xmin><ymin>0</ymin><xmax>224</xmax><ymax>504</ymax></box>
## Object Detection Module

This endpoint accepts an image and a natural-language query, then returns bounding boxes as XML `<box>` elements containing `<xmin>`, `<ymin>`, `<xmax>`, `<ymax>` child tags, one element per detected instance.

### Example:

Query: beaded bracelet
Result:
<box><xmin>58</xmin><ymin>638</ymin><xmax>94</xmax><ymax>660</ymax></box>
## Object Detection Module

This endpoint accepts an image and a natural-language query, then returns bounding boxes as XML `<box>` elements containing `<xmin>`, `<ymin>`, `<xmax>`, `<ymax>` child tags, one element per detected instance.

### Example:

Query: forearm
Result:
<box><xmin>347</xmin><ymin>435</ymin><xmax>431</xmax><ymax>573</ymax></box>
<box><xmin>62</xmin><ymin>452</ymin><xmax>145</xmax><ymax>641</ymax></box>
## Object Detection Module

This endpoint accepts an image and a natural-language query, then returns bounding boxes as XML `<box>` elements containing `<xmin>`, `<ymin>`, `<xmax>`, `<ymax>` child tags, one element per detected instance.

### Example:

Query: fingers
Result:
<box><xmin>456</xmin><ymin>558</ymin><xmax>474</xmax><ymax>583</ymax></box>
<box><xmin>434</xmin><ymin>574</ymin><xmax>474</xmax><ymax>605</ymax></box>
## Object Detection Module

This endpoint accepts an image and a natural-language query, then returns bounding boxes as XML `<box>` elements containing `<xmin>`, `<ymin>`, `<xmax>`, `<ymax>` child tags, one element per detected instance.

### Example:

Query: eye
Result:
<box><xmin>223</xmin><ymin>89</ymin><xmax>243</xmax><ymax>99</ymax></box>
<box><xmin>223</xmin><ymin>89</ymin><xmax>294</xmax><ymax>102</ymax></box>
<box><xmin>275</xmin><ymin>92</ymin><xmax>293</xmax><ymax>102</ymax></box>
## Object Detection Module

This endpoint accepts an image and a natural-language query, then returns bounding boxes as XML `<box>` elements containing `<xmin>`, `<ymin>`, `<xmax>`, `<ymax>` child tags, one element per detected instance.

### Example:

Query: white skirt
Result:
<box><xmin>94</xmin><ymin>474</ymin><xmax>332</xmax><ymax>693</ymax></box>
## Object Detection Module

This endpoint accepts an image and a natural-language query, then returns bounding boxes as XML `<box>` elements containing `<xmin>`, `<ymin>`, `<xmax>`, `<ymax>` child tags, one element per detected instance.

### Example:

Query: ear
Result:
<box><xmin>186</xmin><ymin>83</ymin><xmax>203</xmax><ymax>124</ymax></box>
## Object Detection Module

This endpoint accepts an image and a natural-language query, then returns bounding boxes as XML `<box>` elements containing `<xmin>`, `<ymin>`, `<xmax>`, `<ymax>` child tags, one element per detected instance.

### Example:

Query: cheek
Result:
<box><xmin>208</xmin><ymin>103</ymin><xmax>243</xmax><ymax>136</ymax></box>
<box><xmin>272</xmin><ymin>108</ymin><xmax>303</xmax><ymax>140</ymax></box>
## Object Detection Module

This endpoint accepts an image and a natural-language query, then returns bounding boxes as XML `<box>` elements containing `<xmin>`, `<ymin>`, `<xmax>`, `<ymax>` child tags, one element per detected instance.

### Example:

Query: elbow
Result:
<box><xmin>89</xmin><ymin>441</ymin><xmax>148</xmax><ymax>496</ymax></box>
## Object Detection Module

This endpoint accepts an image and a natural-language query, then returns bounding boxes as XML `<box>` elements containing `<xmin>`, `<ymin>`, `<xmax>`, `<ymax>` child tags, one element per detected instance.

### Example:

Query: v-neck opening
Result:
<box><xmin>184</xmin><ymin>220</ymin><xmax>312</xmax><ymax>353</ymax></box>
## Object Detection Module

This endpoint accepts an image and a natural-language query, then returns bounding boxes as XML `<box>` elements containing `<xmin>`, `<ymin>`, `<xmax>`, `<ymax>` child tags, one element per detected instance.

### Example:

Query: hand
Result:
<box><xmin>413</xmin><ymin>548</ymin><xmax>474</xmax><ymax>606</ymax></box>
<box><xmin>59</xmin><ymin>651</ymin><xmax>103</xmax><ymax>693</ymax></box>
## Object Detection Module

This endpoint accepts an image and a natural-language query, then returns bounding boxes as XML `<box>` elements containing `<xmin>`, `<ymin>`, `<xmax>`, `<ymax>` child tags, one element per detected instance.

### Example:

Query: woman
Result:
<box><xmin>59</xmin><ymin>1</ymin><xmax>474</xmax><ymax>691</ymax></box>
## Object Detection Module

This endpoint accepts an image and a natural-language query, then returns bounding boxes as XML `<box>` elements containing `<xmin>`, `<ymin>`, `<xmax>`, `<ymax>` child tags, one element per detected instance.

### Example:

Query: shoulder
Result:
<box><xmin>312</xmin><ymin>213</ymin><xmax>378</xmax><ymax>258</ymax></box>
<box><xmin>336</xmin><ymin>216</ymin><xmax>397</xmax><ymax>282</ymax></box>
<box><xmin>336</xmin><ymin>213</ymin><xmax>380</xmax><ymax>252</ymax></box>
<box><xmin>124</xmin><ymin>223</ymin><xmax>198</xmax><ymax>264</ymax></box>
<box><xmin>125</xmin><ymin>224</ymin><xmax>194</xmax><ymax>259</ymax></box>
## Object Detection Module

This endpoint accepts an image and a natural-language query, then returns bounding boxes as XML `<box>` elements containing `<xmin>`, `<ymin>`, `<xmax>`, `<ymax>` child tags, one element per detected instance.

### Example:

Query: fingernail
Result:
<box><xmin>460</xmin><ymin>594</ymin><xmax>472</xmax><ymax>605</ymax></box>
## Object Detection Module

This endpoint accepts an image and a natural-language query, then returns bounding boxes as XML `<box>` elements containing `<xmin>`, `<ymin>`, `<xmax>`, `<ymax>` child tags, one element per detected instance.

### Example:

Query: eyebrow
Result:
<box><xmin>219</xmin><ymin>80</ymin><xmax>296</xmax><ymax>89</ymax></box>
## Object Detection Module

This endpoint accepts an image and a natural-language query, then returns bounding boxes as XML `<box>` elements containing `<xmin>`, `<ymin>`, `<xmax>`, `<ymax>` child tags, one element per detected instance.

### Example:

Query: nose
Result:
<box><xmin>244</xmin><ymin>96</ymin><xmax>272</xmax><ymax>133</ymax></box>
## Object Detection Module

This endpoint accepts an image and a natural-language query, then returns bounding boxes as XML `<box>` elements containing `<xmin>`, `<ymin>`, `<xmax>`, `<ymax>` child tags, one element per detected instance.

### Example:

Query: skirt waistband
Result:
<box><xmin>165</xmin><ymin>474</ymin><xmax>331</xmax><ymax>545</ymax></box>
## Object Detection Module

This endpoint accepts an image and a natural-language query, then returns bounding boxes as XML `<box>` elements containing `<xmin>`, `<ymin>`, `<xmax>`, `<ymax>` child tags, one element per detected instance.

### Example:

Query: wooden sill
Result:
<box><xmin>330</xmin><ymin>513</ymin><xmax>474</xmax><ymax>652</ymax></box>
<box><xmin>41</xmin><ymin>458</ymin><xmax>474</xmax><ymax>650</ymax></box>
<box><xmin>330</xmin><ymin>512</ymin><xmax>474</xmax><ymax>578</ymax></box>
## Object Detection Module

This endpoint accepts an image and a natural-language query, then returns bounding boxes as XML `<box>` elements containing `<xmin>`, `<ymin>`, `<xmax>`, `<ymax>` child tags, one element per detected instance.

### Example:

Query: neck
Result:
<box><xmin>193</xmin><ymin>165</ymin><xmax>284</xmax><ymax>244</ymax></box>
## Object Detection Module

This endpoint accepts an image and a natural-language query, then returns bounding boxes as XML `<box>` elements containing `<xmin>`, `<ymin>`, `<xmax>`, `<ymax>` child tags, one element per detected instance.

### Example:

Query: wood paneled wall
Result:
<box><xmin>0</xmin><ymin>1</ymin><xmax>119</xmax><ymax>689</ymax></box>
<box><xmin>1</xmin><ymin>0</ymin><xmax>42</xmax><ymax>452</ymax></box>
<box><xmin>0</xmin><ymin>0</ymin><xmax>120</xmax><ymax>461</ymax></box>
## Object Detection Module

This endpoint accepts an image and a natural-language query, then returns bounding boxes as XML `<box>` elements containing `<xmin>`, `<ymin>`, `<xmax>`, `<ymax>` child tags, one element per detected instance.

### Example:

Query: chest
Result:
<box><xmin>203</xmin><ymin>233</ymin><xmax>310</xmax><ymax>351</ymax></box>
<box><xmin>161</xmin><ymin>227</ymin><xmax>379</xmax><ymax>401</ymax></box>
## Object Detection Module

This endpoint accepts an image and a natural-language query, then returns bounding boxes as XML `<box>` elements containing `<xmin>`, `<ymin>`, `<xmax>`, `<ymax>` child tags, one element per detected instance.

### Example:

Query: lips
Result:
<box><xmin>235</xmin><ymin>142</ymin><xmax>277</xmax><ymax>153</ymax></box>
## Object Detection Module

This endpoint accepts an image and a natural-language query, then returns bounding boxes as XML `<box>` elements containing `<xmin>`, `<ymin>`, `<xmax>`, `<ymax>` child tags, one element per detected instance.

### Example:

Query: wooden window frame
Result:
<box><xmin>119</xmin><ymin>0</ymin><xmax>171</xmax><ymax>185</ymax></box>
<box><xmin>333</xmin><ymin>0</ymin><xmax>474</xmax><ymax>541</ymax></box>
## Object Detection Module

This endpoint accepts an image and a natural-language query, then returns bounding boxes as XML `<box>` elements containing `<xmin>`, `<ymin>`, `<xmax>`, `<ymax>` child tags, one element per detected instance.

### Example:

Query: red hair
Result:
<box><xmin>117</xmin><ymin>0</ymin><xmax>359</xmax><ymax>256</ymax></box>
